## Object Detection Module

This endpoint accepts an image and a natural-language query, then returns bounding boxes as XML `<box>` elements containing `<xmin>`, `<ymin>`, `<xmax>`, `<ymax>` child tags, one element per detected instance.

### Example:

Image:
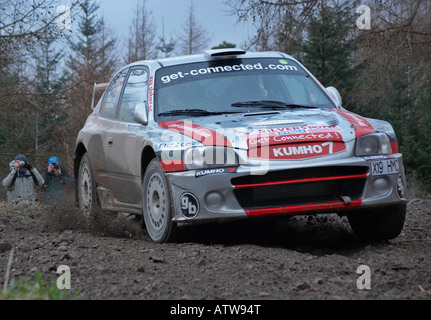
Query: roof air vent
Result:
<box><xmin>204</xmin><ymin>49</ymin><xmax>246</xmax><ymax>58</ymax></box>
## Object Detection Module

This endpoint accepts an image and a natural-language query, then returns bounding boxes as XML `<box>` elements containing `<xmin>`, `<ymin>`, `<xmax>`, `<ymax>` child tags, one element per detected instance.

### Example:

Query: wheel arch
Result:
<box><xmin>141</xmin><ymin>146</ymin><xmax>158</xmax><ymax>180</ymax></box>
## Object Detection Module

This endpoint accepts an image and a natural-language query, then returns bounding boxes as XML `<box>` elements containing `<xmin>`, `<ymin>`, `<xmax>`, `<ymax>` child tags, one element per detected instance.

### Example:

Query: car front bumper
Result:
<box><xmin>166</xmin><ymin>153</ymin><xmax>407</xmax><ymax>223</ymax></box>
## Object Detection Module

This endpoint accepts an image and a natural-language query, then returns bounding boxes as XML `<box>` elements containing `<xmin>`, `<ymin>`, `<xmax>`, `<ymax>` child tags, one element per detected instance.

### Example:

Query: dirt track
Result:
<box><xmin>0</xmin><ymin>194</ymin><xmax>430</xmax><ymax>301</ymax></box>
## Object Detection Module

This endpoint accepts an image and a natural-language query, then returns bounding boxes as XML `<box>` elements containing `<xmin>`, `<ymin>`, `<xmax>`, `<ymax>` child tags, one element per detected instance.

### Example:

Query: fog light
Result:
<box><xmin>205</xmin><ymin>192</ymin><xmax>224</xmax><ymax>209</ymax></box>
<box><xmin>373</xmin><ymin>178</ymin><xmax>390</xmax><ymax>195</ymax></box>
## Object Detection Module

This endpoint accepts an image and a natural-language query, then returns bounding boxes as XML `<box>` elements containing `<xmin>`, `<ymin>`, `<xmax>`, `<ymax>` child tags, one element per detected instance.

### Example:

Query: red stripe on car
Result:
<box><xmin>245</xmin><ymin>200</ymin><xmax>363</xmax><ymax>216</ymax></box>
<box><xmin>233</xmin><ymin>173</ymin><xmax>367</xmax><ymax>189</ymax></box>
<box><xmin>160</xmin><ymin>160</ymin><xmax>185</xmax><ymax>172</ymax></box>
<box><xmin>332</xmin><ymin>108</ymin><xmax>375</xmax><ymax>138</ymax></box>
<box><xmin>159</xmin><ymin>120</ymin><xmax>231</xmax><ymax>147</ymax></box>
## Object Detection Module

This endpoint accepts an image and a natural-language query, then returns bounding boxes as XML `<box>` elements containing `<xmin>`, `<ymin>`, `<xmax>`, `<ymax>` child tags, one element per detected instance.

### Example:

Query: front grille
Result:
<box><xmin>231</xmin><ymin>166</ymin><xmax>368</xmax><ymax>210</ymax></box>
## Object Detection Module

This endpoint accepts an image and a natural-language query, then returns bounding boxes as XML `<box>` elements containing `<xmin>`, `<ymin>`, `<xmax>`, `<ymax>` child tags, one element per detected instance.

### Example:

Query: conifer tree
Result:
<box><xmin>301</xmin><ymin>2</ymin><xmax>358</xmax><ymax>90</ymax></box>
<box><xmin>66</xmin><ymin>0</ymin><xmax>117</xmax><ymax>129</ymax></box>
<box><xmin>31</xmin><ymin>35</ymin><xmax>69</xmax><ymax>164</ymax></box>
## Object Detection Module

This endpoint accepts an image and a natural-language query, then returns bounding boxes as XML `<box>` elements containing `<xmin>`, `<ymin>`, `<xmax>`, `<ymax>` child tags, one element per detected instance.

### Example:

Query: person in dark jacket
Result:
<box><xmin>42</xmin><ymin>156</ymin><xmax>74</xmax><ymax>205</ymax></box>
<box><xmin>2</xmin><ymin>154</ymin><xmax>45</xmax><ymax>207</ymax></box>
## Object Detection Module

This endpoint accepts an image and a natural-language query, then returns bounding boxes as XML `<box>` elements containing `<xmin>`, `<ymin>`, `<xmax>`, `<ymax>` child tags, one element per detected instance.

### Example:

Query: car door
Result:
<box><xmin>97</xmin><ymin>68</ymin><xmax>129</xmax><ymax>195</ymax></box>
<box><xmin>105</xmin><ymin>66</ymin><xmax>149</xmax><ymax>203</ymax></box>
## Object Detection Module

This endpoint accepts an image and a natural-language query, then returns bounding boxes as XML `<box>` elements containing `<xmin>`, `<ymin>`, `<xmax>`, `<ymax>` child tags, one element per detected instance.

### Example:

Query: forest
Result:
<box><xmin>1</xmin><ymin>0</ymin><xmax>430</xmax><ymax>196</ymax></box>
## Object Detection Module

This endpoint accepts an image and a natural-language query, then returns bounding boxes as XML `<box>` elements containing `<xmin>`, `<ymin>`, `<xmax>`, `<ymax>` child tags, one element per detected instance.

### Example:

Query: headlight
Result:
<box><xmin>355</xmin><ymin>133</ymin><xmax>392</xmax><ymax>156</ymax></box>
<box><xmin>184</xmin><ymin>146</ymin><xmax>238</xmax><ymax>170</ymax></box>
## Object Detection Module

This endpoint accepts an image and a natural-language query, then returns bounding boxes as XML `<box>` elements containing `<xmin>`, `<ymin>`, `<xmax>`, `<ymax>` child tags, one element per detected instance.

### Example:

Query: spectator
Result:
<box><xmin>42</xmin><ymin>156</ymin><xmax>74</xmax><ymax>205</ymax></box>
<box><xmin>2</xmin><ymin>154</ymin><xmax>45</xmax><ymax>207</ymax></box>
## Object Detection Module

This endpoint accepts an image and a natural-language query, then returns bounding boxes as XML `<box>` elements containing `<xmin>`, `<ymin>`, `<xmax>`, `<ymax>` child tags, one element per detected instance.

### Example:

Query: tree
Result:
<box><xmin>125</xmin><ymin>0</ymin><xmax>157</xmax><ymax>63</ymax></box>
<box><xmin>212</xmin><ymin>41</ymin><xmax>236</xmax><ymax>49</ymax></box>
<box><xmin>157</xmin><ymin>19</ymin><xmax>176</xmax><ymax>58</ymax></box>
<box><xmin>227</xmin><ymin>0</ymin><xmax>431</xmax><ymax>194</ymax></box>
<box><xmin>66</xmin><ymin>0</ymin><xmax>117</xmax><ymax>129</ymax></box>
<box><xmin>0</xmin><ymin>0</ymin><xmax>79</xmax><ymax>58</ymax></box>
<box><xmin>30</xmin><ymin>34</ymin><xmax>70</xmax><ymax>164</ymax></box>
<box><xmin>177</xmin><ymin>0</ymin><xmax>211</xmax><ymax>55</ymax></box>
<box><xmin>0</xmin><ymin>0</ymin><xmax>80</xmax><ymax>171</ymax></box>
<box><xmin>225</xmin><ymin>0</ymin><xmax>325</xmax><ymax>52</ymax></box>
<box><xmin>301</xmin><ymin>1</ymin><xmax>358</xmax><ymax>90</ymax></box>
<box><xmin>350</xmin><ymin>0</ymin><xmax>431</xmax><ymax>193</ymax></box>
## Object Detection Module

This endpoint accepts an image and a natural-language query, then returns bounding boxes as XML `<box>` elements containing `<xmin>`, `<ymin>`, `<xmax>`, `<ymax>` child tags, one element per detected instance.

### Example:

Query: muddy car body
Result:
<box><xmin>74</xmin><ymin>49</ymin><xmax>407</xmax><ymax>243</ymax></box>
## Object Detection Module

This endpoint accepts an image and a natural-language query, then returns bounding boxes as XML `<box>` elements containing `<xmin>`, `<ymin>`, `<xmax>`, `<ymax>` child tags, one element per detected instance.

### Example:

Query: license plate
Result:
<box><xmin>371</xmin><ymin>159</ymin><xmax>399</xmax><ymax>176</ymax></box>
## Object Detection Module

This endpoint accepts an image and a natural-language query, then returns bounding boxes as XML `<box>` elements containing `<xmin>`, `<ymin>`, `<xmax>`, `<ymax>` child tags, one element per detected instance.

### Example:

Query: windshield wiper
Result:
<box><xmin>231</xmin><ymin>100</ymin><xmax>318</xmax><ymax>109</ymax></box>
<box><xmin>158</xmin><ymin>108</ymin><xmax>242</xmax><ymax>117</ymax></box>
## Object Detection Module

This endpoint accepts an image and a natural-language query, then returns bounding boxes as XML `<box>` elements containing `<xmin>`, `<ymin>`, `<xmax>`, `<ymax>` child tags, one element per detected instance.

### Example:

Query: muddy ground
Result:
<box><xmin>0</xmin><ymin>192</ymin><xmax>430</xmax><ymax>302</ymax></box>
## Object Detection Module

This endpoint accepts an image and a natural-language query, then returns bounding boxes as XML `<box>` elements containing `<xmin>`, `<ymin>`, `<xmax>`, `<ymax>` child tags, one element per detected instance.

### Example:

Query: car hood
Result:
<box><xmin>158</xmin><ymin>108</ymin><xmax>375</xmax><ymax>151</ymax></box>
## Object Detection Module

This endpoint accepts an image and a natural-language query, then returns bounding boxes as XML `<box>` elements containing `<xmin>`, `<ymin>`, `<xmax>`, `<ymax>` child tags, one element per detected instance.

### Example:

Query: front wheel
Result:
<box><xmin>347</xmin><ymin>203</ymin><xmax>406</xmax><ymax>242</ymax></box>
<box><xmin>142</xmin><ymin>159</ymin><xmax>176</xmax><ymax>243</ymax></box>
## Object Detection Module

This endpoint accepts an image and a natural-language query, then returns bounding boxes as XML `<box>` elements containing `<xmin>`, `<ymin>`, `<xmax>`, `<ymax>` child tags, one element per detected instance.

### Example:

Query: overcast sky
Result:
<box><xmin>99</xmin><ymin>0</ymin><xmax>254</xmax><ymax>50</ymax></box>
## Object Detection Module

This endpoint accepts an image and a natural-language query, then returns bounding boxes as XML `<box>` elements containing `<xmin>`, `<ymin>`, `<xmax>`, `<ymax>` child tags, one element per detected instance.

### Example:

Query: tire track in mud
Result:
<box><xmin>1</xmin><ymin>194</ymin><xmax>430</xmax><ymax>300</ymax></box>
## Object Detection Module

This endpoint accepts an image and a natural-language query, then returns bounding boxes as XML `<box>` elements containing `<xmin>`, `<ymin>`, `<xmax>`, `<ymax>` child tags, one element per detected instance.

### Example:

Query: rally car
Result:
<box><xmin>74</xmin><ymin>49</ymin><xmax>407</xmax><ymax>243</ymax></box>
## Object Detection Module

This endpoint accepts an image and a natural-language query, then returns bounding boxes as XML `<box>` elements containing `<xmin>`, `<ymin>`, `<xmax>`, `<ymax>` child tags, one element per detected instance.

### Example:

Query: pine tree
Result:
<box><xmin>31</xmin><ymin>35</ymin><xmax>69</xmax><ymax>165</ymax></box>
<box><xmin>66</xmin><ymin>0</ymin><xmax>117</xmax><ymax>128</ymax></box>
<box><xmin>157</xmin><ymin>19</ymin><xmax>176</xmax><ymax>58</ymax></box>
<box><xmin>301</xmin><ymin>2</ymin><xmax>358</xmax><ymax>90</ymax></box>
<box><xmin>212</xmin><ymin>41</ymin><xmax>236</xmax><ymax>49</ymax></box>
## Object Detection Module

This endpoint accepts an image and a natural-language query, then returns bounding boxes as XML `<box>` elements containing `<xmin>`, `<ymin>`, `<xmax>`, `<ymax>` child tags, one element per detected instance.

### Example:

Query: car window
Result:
<box><xmin>154</xmin><ymin>58</ymin><xmax>336</xmax><ymax>120</ymax></box>
<box><xmin>100</xmin><ymin>69</ymin><xmax>128</xmax><ymax>119</ymax></box>
<box><xmin>280</xmin><ymin>76</ymin><xmax>321</xmax><ymax>106</ymax></box>
<box><xmin>118</xmin><ymin>68</ymin><xmax>149</xmax><ymax>122</ymax></box>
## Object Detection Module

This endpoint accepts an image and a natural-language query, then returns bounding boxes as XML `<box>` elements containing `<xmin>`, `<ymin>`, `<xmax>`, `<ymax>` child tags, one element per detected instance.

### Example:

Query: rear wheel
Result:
<box><xmin>347</xmin><ymin>203</ymin><xmax>406</xmax><ymax>242</ymax></box>
<box><xmin>78</xmin><ymin>154</ymin><xmax>99</xmax><ymax>217</ymax></box>
<box><xmin>142</xmin><ymin>159</ymin><xmax>176</xmax><ymax>243</ymax></box>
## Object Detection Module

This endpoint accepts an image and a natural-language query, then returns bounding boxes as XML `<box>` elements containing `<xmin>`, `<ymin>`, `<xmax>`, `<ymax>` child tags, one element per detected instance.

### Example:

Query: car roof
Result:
<box><xmin>126</xmin><ymin>50</ymin><xmax>295</xmax><ymax>69</ymax></box>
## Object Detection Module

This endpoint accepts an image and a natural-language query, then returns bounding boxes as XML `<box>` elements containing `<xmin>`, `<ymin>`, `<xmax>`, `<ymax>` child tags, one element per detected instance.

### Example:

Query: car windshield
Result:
<box><xmin>154</xmin><ymin>58</ymin><xmax>335</xmax><ymax>121</ymax></box>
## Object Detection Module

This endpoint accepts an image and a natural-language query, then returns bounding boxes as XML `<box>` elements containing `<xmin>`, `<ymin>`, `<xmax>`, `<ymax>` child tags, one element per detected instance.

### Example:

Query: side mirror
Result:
<box><xmin>326</xmin><ymin>86</ymin><xmax>342</xmax><ymax>107</ymax></box>
<box><xmin>133</xmin><ymin>102</ymin><xmax>148</xmax><ymax>125</ymax></box>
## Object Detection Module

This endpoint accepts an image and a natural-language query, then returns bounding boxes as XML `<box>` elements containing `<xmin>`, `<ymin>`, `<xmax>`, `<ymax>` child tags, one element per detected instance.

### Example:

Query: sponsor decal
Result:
<box><xmin>180</xmin><ymin>193</ymin><xmax>199</xmax><ymax>219</ymax></box>
<box><xmin>248</xmin><ymin>125</ymin><xmax>342</xmax><ymax>135</ymax></box>
<box><xmin>195</xmin><ymin>167</ymin><xmax>238</xmax><ymax>178</ymax></box>
<box><xmin>157</xmin><ymin>59</ymin><xmax>305</xmax><ymax>86</ymax></box>
<box><xmin>148</xmin><ymin>76</ymin><xmax>154</xmax><ymax>112</ymax></box>
<box><xmin>245</xmin><ymin>126</ymin><xmax>344</xmax><ymax>147</ymax></box>
<box><xmin>249</xmin><ymin>141</ymin><xmax>347</xmax><ymax>160</ymax></box>
<box><xmin>158</xmin><ymin>141</ymin><xmax>193</xmax><ymax>150</ymax></box>
<box><xmin>278</xmin><ymin>129</ymin><xmax>308</xmax><ymax>135</ymax></box>
<box><xmin>332</xmin><ymin>108</ymin><xmax>375</xmax><ymax>138</ymax></box>
<box><xmin>362</xmin><ymin>155</ymin><xmax>394</xmax><ymax>161</ymax></box>
<box><xmin>251</xmin><ymin>119</ymin><xmax>306</xmax><ymax>126</ymax></box>
<box><xmin>126</xmin><ymin>123</ymin><xmax>144</xmax><ymax>135</ymax></box>
<box><xmin>159</xmin><ymin>120</ymin><xmax>231</xmax><ymax>147</ymax></box>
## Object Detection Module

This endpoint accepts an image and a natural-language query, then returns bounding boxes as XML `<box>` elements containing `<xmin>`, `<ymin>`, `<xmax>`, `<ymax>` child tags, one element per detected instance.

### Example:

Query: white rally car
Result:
<box><xmin>74</xmin><ymin>49</ymin><xmax>407</xmax><ymax>243</ymax></box>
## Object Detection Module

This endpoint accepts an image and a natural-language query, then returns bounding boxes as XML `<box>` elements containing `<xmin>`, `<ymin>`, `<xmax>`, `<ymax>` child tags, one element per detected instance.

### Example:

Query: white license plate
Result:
<box><xmin>371</xmin><ymin>159</ymin><xmax>399</xmax><ymax>176</ymax></box>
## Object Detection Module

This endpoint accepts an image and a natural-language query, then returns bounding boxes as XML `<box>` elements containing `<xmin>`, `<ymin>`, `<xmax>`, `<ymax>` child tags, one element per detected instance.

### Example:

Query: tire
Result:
<box><xmin>78</xmin><ymin>153</ymin><xmax>99</xmax><ymax>217</ymax></box>
<box><xmin>347</xmin><ymin>203</ymin><xmax>406</xmax><ymax>242</ymax></box>
<box><xmin>142</xmin><ymin>159</ymin><xmax>176</xmax><ymax>243</ymax></box>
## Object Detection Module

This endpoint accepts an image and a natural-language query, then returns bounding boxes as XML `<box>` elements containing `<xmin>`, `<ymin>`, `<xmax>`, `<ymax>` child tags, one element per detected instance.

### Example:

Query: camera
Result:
<box><xmin>53</xmin><ymin>163</ymin><xmax>60</xmax><ymax>170</ymax></box>
<box><xmin>17</xmin><ymin>160</ymin><xmax>25</xmax><ymax>166</ymax></box>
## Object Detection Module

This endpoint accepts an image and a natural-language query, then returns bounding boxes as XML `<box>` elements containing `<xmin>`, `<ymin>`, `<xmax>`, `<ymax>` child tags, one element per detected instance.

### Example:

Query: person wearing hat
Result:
<box><xmin>42</xmin><ymin>156</ymin><xmax>74</xmax><ymax>205</ymax></box>
<box><xmin>2</xmin><ymin>154</ymin><xmax>45</xmax><ymax>207</ymax></box>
